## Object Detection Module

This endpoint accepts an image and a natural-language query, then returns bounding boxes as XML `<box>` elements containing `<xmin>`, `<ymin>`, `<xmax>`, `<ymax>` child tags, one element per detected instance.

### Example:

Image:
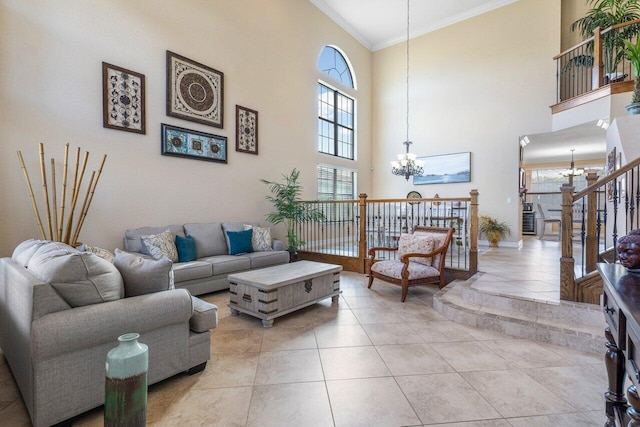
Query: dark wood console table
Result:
<box><xmin>598</xmin><ymin>263</ymin><xmax>640</xmax><ymax>426</ymax></box>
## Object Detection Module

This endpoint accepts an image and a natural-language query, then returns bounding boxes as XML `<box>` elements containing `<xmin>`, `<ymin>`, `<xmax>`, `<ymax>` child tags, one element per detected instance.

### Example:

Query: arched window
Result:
<box><xmin>318</xmin><ymin>46</ymin><xmax>354</xmax><ymax>88</ymax></box>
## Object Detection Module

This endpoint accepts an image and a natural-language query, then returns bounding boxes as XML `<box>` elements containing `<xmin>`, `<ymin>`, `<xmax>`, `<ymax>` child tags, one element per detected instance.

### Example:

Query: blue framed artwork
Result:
<box><xmin>161</xmin><ymin>123</ymin><xmax>227</xmax><ymax>163</ymax></box>
<box><xmin>413</xmin><ymin>152</ymin><xmax>471</xmax><ymax>185</ymax></box>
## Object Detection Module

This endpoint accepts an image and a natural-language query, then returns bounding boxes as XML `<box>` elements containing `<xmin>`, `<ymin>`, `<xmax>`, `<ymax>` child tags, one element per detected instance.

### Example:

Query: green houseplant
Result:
<box><xmin>624</xmin><ymin>37</ymin><xmax>640</xmax><ymax>112</ymax></box>
<box><xmin>261</xmin><ymin>169</ymin><xmax>324</xmax><ymax>257</ymax></box>
<box><xmin>479</xmin><ymin>215</ymin><xmax>511</xmax><ymax>248</ymax></box>
<box><xmin>570</xmin><ymin>0</ymin><xmax>640</xmax><ymax>81</ymax></box>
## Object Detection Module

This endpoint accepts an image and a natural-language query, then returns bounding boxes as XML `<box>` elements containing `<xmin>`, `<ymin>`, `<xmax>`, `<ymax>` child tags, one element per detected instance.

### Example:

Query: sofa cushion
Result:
<box><xmin>200</xmin><ymin>255</ymin><xmax>251</xmax><ymax>275</ymax></box>
<box><xmin>244</xmin><ymin>251</ymin><xmax>290</xmax><ymax>269</ymax></box>
<box><xmin>183</xmin><ymin>222</ymin><xmax>227</xmax><ymax>257</ymax></box>
<box><xmin>141</xmin><ymin>229</ymin><xmax>179</xmax><ymax>262</ymax></box>
<box><xmin>226</xmin><ymin>229</ymin><xmax>254</xmax><ymax>255</ymax></box>
<box><xmin>114</xmin><ymin>249</ymin><xmax>173</xmax><ymax>297</ymax></box>
<box><xmin>398</xmin><ymin>233</ymin><xmax>435</xmax><ymax>266</ymax></box>
<box><xmin>124</xmin><ymin>224</ymin><xmax>185</xmax><ymax>253</ymax></box>
<box><xmin>244</xmin><ymin>224</ymin><xmax>273</xmax><ymax>251</ymax></box>
<box><xmin>12</xmin><ymin>239</ymin><xmax>50</xmax><ymax>267</ymax></box>
<box><xmin>222</xmin><ymin>221</ymin><xmax>259</xmax><ymax>251</ymax></box>
<box><xmin>27</xmin><ymin>241</ymin><xmax>124</xmax><ymax>307</ymax></box>
<box><xmin>189</xmin><ymin>297</ymin><xmax>218</xmax><ymax>332</ymax></box>
<box><xmin>172</xmin><ymin>260</ymin><xmax>212</xmax><ymax>282</ymax></box>
<box><xmin>175</xmin><ymin>234</ymin><xmax>197</xmax><ymax>262</ymax></box>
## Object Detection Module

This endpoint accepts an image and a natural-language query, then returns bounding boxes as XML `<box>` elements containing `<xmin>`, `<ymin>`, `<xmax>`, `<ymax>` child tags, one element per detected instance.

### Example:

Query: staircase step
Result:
<box><xmin>433</xmin><ymin>276</ymin><xmax>605</xmax><ymax>354</ymax></box>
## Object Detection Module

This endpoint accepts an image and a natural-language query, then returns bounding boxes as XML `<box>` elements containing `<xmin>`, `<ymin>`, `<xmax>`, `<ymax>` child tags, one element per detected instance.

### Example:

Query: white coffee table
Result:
<box><xmin>227</xmin><ymin>260</ymin><xmax>342</xmax><ymax>327</ymax></box>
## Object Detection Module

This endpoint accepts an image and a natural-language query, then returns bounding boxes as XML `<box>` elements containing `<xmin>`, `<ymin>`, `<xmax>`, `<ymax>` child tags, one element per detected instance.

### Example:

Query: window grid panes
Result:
<box><xmin>318</xmin><ymin>46</ymin><xmax>354</xmax><ymax>88</ymax></box>
<box><xmin>318</xmin><ymin>83</ymin><xmax>354</xmax><ymax>159</ymax></box>
<box><xmin>317</xmin><ymin>165</ymin><xmax>356</xmax><ymax>222</ymax></box>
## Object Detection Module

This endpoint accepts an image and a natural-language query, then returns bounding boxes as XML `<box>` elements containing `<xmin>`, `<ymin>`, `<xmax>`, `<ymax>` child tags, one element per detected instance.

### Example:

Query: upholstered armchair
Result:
<box><xmin>368</xmin><ymin>226</ymin><xmax>455</xmax><ymax>302</ymax></box>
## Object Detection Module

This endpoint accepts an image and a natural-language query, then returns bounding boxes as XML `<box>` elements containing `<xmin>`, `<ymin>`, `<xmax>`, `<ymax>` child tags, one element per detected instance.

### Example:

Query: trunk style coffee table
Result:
<box><xmin>227</xmin><ymin>260</ymin><xmax>342</xmax><ymax>327</ymax></box>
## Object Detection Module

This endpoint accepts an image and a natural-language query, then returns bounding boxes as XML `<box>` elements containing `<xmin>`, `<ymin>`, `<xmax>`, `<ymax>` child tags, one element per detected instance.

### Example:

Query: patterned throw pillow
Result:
<box><xmin>244</xmin><ymin>224</ymin><xmax>273</xmax><ymax>251</ymax></box>
<box><xmin>141</xmin><ymin>230</ymin><xmax>179</xmax><ymax>262</ymax></box>
<box><xmin>398</xmin><ymin>233</ymin><xmax>435</xmax><ymax>266</ymax></box>
<box><xmin>80</xmin><ymin>244</ymin><xmax>115</xmax><ymax>263</ymax></box>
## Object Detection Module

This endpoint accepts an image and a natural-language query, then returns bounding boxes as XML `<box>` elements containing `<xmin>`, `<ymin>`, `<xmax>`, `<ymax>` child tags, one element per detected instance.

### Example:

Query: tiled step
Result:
<box><xmin>433</xmin><ymin>274</ymin><xmax>606</xmax><ymax>354</ymax></box>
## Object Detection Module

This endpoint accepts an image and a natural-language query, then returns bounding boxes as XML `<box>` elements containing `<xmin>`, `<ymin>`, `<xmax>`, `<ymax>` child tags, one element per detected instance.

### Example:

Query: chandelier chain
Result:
<box><xmin>406</xmin><ymin>0</ymin><xmax>410</xmax><ymax>143</ymax></box>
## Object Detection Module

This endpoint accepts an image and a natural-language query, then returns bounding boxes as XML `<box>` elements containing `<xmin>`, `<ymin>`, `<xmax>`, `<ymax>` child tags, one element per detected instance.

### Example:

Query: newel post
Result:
<box><xmin>585</xmin><ymin>172</ymin><xmax>599</xmax><ymax>272</ymax></box>
<box><xmin>358</xmin><ymin>193</ymin><xmax>368</xmax><ymax>273</ymax></box>
<box><xmin>592</xmin><ymin>26</ymin><xmax>603</xmax><ymax>89</ymax></box>
<box><xmin>560</xmin><ymin>184</ymin><xmax>576</xmax><ymax>301</ymax></box>
<box><xmin>469</xmin><ymin>189</ymin><xmax>479</xmax><ymax>276</ymax></box>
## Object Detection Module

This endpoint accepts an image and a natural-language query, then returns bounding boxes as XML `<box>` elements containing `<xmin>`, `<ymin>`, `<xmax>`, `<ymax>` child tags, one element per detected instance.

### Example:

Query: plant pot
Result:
<box><xmin>626</xmin><ymin>102</ymin><xmax>640</xmax><ymax>115</ymax></box>
<box><xmin>486</xmin><ymin>231</ymin><xmax>502</xmax><ymax>248</ymax></box>
<box><xmin>489</xmin><ymin>239</ymin><xmax>499</xmax><ymax>248</ymax></box>
<box><xmin>288</xmin><ymin>251</ymin><xmax>299</xmax><ymax>263</ymax></box>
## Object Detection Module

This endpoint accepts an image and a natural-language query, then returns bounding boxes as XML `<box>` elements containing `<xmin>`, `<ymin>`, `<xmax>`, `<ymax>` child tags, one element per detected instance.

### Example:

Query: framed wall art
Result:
<box><xmin>166</xmin><ymin>51</ymin><xmax>224</xmax><ymax>128</ymax></box>
<box><xmin>413</xmin><ymin>152</ymin><xmax>471</xmax><ymax>185</ymax></box>
<box><xmin>607</xmin><ymin>147</ymin><xmax>616</xmax><ymax>201</ymax></box>
<box><xmin>102</xmin><ymin>62</ymin><xmax>145</xmax><ymax>134</ymax></box>
<box><xmin>161</xmin><ymin>123</ymin><xmax>227</xmax><ymax>163</ymax></box>
<box><xmin>236</xmin><ymin>105</ymin><xmax>258</xmax><ymax>154</ymax></box>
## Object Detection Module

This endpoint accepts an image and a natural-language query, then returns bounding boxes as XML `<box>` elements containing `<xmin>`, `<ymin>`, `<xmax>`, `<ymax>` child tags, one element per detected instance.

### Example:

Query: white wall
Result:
<box><xmin>371</xmin><ymin>0</ymin><xmax>560</xmax><ymax>242</ymax></box>
<box><xmin>0</xmin><ymin>0</ymin><xmax>373</xmax><ymax>256</ymax></box>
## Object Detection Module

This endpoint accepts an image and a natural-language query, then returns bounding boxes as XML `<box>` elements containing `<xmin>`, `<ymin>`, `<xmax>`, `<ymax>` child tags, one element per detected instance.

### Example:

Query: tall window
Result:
<box><xmin>317</xmin><ymin>46</ymin><xmax>355</xmax><ymax>160</ymax></box>
<box><xmin>317</xmin><ymin>165</ymin><xmax>356</xmax><ymax>221</ymax></box>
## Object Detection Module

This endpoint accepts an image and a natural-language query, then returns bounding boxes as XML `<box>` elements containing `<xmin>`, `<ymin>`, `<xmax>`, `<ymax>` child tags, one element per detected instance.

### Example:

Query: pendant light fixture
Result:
<box><xmin>390</xmin><ymin>0</ymin><xmax>424</xmax><ymax>181</ymax></box>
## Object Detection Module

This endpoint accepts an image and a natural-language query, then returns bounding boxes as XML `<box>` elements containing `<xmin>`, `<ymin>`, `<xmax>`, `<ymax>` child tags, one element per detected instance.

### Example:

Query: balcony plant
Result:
<box><xmin>261</xmin><ymin>169</ymin><xmax>324</xmax><ymax>259</ymax></box>
<box><xmin>624</xmin><ymin>37</ymin><xmax>640</xmax><ymax>113</ymax></box>
<box><xmin>479</xmin><ymin>215</ymin><xmax>511</xmax><ymax>248</ymax></box>
<box><xmin>570</xmin><ymin>0</ymin><xmax>640</xmax><ymax>81</ymax></box>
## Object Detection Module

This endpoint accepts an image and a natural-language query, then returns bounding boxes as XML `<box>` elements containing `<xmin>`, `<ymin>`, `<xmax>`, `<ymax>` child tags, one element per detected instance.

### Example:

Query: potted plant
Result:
<box><xmin>479</xmin><ymin>215</ymin><xmax>511</xmax><ymax>248</ymax></box>
<box><xmin>261</xmin><ymin>169</ymin><xmax>324</xmax><ymax>260</ymax></box>
<box><xmin>570</xmin><ymin>0</ymin><xmax>640</xmax><ymax>82</ymax></box>
<box><xmin>624</xmin><ymin>37</ymin><xmax>640</xmax><ymax>113</ymax></box>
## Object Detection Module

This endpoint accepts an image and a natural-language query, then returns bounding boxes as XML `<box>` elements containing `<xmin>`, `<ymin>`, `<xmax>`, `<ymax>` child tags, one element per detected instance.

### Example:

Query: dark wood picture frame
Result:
<box><xmin>235</xmin><ymin>105</ymin><xmax>258</xmax><ymax>154</ymax></box>
<box><xmin>102</xmin><ymin>62</ymin><xmax>145</xmax><ymax>134</ymax></box>
<box><xmin>166</xmin><ymin>51</ymin><xmax>224</xmax><ymax>128</ymax></box>
<box><xmin>161</xmin><ymin>123</ymin><xmax>227</xmax><ymax>163</ymax></box>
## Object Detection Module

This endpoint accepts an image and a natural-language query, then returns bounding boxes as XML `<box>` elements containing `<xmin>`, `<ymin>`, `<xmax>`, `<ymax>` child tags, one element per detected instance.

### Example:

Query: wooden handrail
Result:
<box><xmin>574</xmin><ymin>156</ymin><xmax>640</xmax><ymax>201</ymax></box>
<box><xmin>553</xmin><ymin>36</ymin><xmax>595</xmax><ymax>60</ymax></box>
<box><xmin>605</xmin><ymin>18</ymin><xmax>640</xmax><ymax>33</ymax></box>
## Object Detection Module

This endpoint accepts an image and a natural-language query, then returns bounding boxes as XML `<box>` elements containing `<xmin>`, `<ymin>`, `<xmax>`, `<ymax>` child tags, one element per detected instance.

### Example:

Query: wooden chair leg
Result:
<box><xmin>401</xmin><ymin>280</ymin><xmax>408</xmax><ymax>302</ymax></box>
<box><xmin>368</xmin><ymin>274</ymin><xmax>374</xmax><ymax>289</ymax></box>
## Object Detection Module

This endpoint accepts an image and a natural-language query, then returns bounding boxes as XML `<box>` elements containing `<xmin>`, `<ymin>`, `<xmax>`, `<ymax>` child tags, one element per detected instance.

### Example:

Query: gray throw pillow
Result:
<box><xmin>114</xmin><ymin>249</ymin><xmax>173</xmax><ymax>297</ymax></box>
<box><xmin>140</xmin><ymin>229</ymin><xmax>179</xmax><ymax>262</ymax></box>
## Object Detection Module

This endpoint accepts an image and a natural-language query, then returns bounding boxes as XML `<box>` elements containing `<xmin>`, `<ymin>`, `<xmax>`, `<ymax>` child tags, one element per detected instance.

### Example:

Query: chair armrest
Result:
<box><xmin>399</xmin><ymin>245</ymin><xmax>447</xmax><ymax>263</ymax></box>
<box><xmin>32</xmin><ymin>288</ymin><xmax>193</xmax><ymax>361</ymax></box>
<box><xmin>368</xmin><ymin>246</ymin><xmax>399</xmax><ymax>257</ymax></box>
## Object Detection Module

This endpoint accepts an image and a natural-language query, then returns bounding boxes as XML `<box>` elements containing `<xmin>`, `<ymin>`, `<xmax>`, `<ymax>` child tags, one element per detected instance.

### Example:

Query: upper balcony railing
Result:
<box><xmin>554</xmin><ymin>20</ymin><xmax>640</xmax><ymax>107</ymax></box>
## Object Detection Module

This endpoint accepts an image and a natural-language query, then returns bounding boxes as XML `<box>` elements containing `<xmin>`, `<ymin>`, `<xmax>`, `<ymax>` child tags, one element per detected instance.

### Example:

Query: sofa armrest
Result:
<box><xmin>32</xmin><ymin>288</ymin><xmax>193</xmax><ymax>361</ymax></box>
<box><xmin>272</xmin><ymin>239</ymin><xmax>286</xmax><ymax>251</ymax></box>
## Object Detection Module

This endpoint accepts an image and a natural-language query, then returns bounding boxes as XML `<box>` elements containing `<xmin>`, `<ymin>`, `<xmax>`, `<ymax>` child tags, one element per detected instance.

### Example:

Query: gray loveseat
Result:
<box><xmin>123</xmin><ymin>221</ymin><xmax>290</xmax><ymax>296</ymax></box>
<box><xmin>0</xmin><ymin>240</ymin><xmax>216</xmax><ymax>427</ymax></box>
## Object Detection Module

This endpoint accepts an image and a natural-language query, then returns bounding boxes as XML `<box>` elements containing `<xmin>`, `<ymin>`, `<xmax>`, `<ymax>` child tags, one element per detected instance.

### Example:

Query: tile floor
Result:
<box><xmin>0</xmin><ymin>239</ymin><xmax>609</xmax><ymax>426</ymax></box>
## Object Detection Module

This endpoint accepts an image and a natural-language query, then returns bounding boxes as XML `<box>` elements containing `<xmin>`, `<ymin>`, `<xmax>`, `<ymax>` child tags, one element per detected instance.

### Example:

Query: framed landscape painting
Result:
<box><xmin>161</xmin><ymin>124</ymin><xmax>227</xmax><ymax>163</ymax></box>
<box><xmin>413</xmin><ymin>152</ymin><xmax>471</xmax><ymax>185</ymax></box>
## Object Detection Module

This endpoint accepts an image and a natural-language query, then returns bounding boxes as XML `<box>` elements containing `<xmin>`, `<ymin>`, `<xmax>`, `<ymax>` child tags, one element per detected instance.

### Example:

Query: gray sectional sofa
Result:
<box><xmin>0</xmin><ymin>240</ymin><xmax>217</xmax><ymax>427</ymax></box>
<box><xmin>123</xmin><ymin>221</ymin><xmax>290</xmax><ymax>296</ymax></box>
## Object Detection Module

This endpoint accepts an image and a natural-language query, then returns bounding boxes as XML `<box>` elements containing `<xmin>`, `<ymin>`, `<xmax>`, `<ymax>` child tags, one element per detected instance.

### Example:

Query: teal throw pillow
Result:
<box><xmin>226</xmin><ymin>229</ymin><xmax>253</xmax><ymax>255</ymax></box>
<box><xmin>175</xmin><ymin>234</ymin><xmax>197</xmax><ymax>262</ymax></box>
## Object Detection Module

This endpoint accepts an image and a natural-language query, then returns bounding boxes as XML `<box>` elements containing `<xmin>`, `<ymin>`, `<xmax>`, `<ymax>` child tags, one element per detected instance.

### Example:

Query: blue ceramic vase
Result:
<box><xmin>105</xmin><ymin>333</ymin><xmax>148</xmax><ymax>426</ymax></box>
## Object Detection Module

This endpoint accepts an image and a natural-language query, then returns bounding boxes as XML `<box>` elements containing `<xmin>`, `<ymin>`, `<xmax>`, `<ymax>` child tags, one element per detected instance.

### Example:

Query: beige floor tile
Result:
<box><xmin>361</xmin><ymin>322</ymin><xmax>425</xmax><ymax>345</ymax></box>
<box><xmin>210</xmin><ymin>329</ymin><xmax>263</xmax><ymax>353</ymax></box>
<box><xmin>376</xmin><ymin>343</ymin><xmax>454</xmax><ymax>376</ymax></box>
<box><xmin>311</xmin><ymin>305</ymin><xmax>360</xmax><ymax>326</ymax></box>
<box><xmin>326</xmin><ymin>377</ymin><xmax>421</xmax><ymax>427</ymax></box>
<box><xmin>215</xmin><ymin>310</ymin><xmax>264</xmax><ymax>330</ymax></box>
<box><xmin>246</xmin><ymin>382</ymin><xmax>333</xmax><ymax>427</ymax></box>
<box><xmin>0</xmin><ymin>400</ymin><xmax>31</xmax><ymax>427</ymax></box>
<box><xmin>506</xmin><ymin>412</ymin><xmax>601</xmax><ymax>426</ymax></box>
<box><xmin>319</xmin><ymin>346</ymin><xmax>390</xmax><ymax>380</ymax></box>
<box><xmin>521</xmin><ymin>365</ymin><xmax>606</xmax><ymax>411</ymax></box>
<box><xmin>314</xmin><ymin>324</ymin><xmax>372</xmax><ymax>348</ymax></box>
<box><xmin>341</xmin><ymin>295</ymin><xmax>392</xmax><ymax>309</ymax></box>
<box><xmin>394</xmin><ymin>304</ymin><xmax>447</xmax><ymax>322</ymax></box>
<box><xmin>409</xmin><ymin>320</ymin><xmax>478</xmax><ymax>343</ymax></box>
<box><xmin>254</xmin><ymin>349</ymin><xmax>323</xmax><ymax>385</ymax></box>
<box><xmin>538</xmin><ymin>341</ymin><xmax>604</xmax><ymax>365</ymax></box>
<box><xmin>484</xmin><ymin>339</ymin><xmax>570</xmax><ymax>368</ymax></box>
<box><xmin>459</xmin><ymin>324</ymin><xmax>513</xmax><ymax>341</ymax></box>
<box><xmin>461</xmin><ymin>369</ymin><xmax>575</xmax><ymax>417</ymax></box>
<box><xmin>192</xmin><ymin>352</ymin><xmax>259</xmax><ymax>389</ymax></box>
<box><xmin>396</xmin><ymin>372</ymin><xmax>500</xmax><ymax>424</ymax></box>
<box><xmin>148</xmin><ymin>386</ymin><xmax>252</xmax><ymax>427</ymax></box>
<box><xmin>426</xmin><ymin>421</ymin><xmax>511</xmax><ymax>427</ymax></box>
<box><xmin>431</xmin><ymin>341</ymin><xmax>513</xmax><ymax>372</ymax></box>
<box><xmin>0</xmin><ymin>365</ymin><xmax>20</xmax><ymax>403</ymax></box>
<box><xmin>350</xmin><ymin>307</ymin><xmax>407</xmax><ymax>324</ymax></box>
<box><xmin>260</xmin><ymin>326</ymin><xmax>317</xmax><ymax>351</ymax></box>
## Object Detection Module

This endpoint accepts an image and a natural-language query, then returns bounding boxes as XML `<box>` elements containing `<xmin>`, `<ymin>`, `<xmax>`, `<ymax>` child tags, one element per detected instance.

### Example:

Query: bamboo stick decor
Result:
<box><xmin>16</xmin><ymin>144</ymin><xmax>107</xmax><ymax>246</ymax></box>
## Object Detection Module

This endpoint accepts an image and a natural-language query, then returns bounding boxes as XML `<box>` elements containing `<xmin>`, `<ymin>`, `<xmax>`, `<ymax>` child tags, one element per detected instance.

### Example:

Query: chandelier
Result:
<box><xmin>561</xmin><ymin>149</ymin><xmax>584</xmax><ymax>182</ymax></box>
<box><xmin>390</xmin><ymin>0</ymin><xmax>424</xmax><ymax>181</ymax></box>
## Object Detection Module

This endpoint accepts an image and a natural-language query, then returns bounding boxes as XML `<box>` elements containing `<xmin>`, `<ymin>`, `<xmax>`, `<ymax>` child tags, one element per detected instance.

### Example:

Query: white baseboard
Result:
<box><xmin>478</xmin><ymin>239</ymin><xmax>523</xmax><ymax>249</ymax></box>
